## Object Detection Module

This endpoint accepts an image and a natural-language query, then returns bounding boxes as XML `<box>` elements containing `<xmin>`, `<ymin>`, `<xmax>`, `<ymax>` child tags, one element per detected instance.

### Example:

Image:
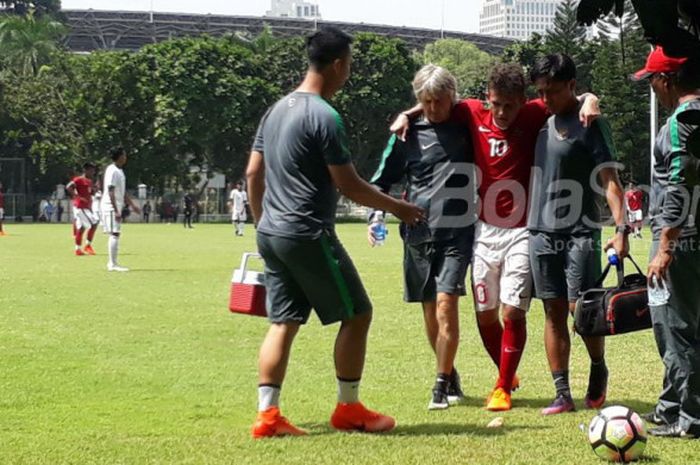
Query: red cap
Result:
<box><xmin>632</xmin><ymin>46</ymin><xmax>688</xmax><ymax>81</ymax></box>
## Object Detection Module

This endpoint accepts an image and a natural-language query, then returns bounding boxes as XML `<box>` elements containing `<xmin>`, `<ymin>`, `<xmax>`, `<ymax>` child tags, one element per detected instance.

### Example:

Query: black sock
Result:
<box><xmin>552</xmin><ymin>370</ymin><xmax>570</xmax><ymax>397</ymax></box>
<box><xmin>588</xmin><ymin>358</ymin><xmax>608</xmax><ymax>396</ymax></box>
<box><xmin>434</xmin><ymin>373</ymin><xmax>450</xmax><ymax>393</ymax></box>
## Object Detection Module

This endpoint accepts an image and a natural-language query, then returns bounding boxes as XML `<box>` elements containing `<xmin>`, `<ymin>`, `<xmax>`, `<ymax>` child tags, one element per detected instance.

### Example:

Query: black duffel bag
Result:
<box><xmin>574</xmin><ymin>255</ymin><xmax>650</xmax><ymax>337</ymax></box>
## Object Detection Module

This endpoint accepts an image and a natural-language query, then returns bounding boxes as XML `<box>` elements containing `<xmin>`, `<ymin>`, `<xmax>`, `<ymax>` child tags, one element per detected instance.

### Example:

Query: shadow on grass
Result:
<box><xmin>296</xmin><ymin>422</ymin><xmax>552</xmax><ymax>437</ymax></box>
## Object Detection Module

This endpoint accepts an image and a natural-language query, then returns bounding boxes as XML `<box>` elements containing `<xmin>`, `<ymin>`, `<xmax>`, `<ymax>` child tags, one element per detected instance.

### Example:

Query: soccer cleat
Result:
<box><xmin>330</xmin><ymin>402</ymin><xmax>395</xmax><ymax>433</ymax></box>
<box><xmin>486</xmin><ymin>387</ymin><xmax>512</xmax><ymax>411</ymax></box>
<box><xmin>447</xmin><ymin>370</ymin><xmax>465</xmax><ymax>405</ymax></box>
<box><xmin>75</xmin><ymin>249</ymin><xmax>86</xmax><ymax>256</ymax></box>
<box><xmin>541</xmin><ymin>393</ymin><xmax>576</xmax><ymax>416</ymax></box>
<box><xmin>641</xmin><ymin>411</ymin><xmax>666</xmax><ymax>426</ymax></box>
<box><xmin>648</xmin><ymin>422</ymin><xmax>692</xmax><ymax>438</ymax></box>
<box><xmin>428</xmin><ymin>388</ymin><xmax>450</xmax><ymax>410</ymax></box>
<box><xmin>84</xmin><ymin>245</ymin><xmax>96</xmax><ymax>255</ymax></box>
<box><xmin>584</xmin><ymin>391</ymin><xmax>607</xmax><ymax>409</ymax></box>
<box><xmin>487</xmin><ymin>374</ymin><xmax>520</xmax><ymax>404</ymax></box>
<box><xmin>251</xmin><ymin>407</ymin><xmax>307</xmax><ymax>439</ymax></box>
<box><xmin>107</xmin><ymin>264</ymin><xmax>129</xmax><ymax>272</ymax></box>
<box><xmin>584</xmin><ymin>365</ymin><xmax>608</xmax><ymax>409</ymax></box>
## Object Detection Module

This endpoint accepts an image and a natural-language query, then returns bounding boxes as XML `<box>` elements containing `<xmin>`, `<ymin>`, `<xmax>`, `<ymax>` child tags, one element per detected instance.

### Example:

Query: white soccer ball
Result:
<box><xmin>588</xmin><ymin>406</ymin><xmax>647</xmax><ymax>463</ymax></box>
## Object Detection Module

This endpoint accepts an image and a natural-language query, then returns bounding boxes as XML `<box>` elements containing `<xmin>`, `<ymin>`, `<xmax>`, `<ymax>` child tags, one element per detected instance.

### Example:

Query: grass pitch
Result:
<box><xmin>1</xmin><ymin>223</ymin><xmax>697</xmax><ymax>464</ymax></box>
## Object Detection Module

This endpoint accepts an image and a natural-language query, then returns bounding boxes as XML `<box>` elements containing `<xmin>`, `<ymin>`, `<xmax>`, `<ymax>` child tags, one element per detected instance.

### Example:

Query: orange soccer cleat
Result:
<box><xmin>251</xmin><ymin>407</ymin><xmax>307</xmax><ymax>439</ymax></box>
<box><xmin>83</xmin><ymin>245</ymin><xmax>96</xmax><ymax>255</ymax></box>
<box><xmin>486</xmin><ymin>387</ymin><xmax>512</xmax><ymax>411</ymax></box>
<box><xmin>330</xmin><ymin>402</ymin><xmax>396</xmax><ymax>433</ymax></box>
<box><xmin>75</xmin><ymin>249</ymin><xmax>86</xmax><ymax>256</ymax></box>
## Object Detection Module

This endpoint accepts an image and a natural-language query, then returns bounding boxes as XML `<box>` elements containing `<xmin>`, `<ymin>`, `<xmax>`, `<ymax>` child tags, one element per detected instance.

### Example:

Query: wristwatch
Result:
<box><xmin>615</xmin><ymin>224</ymin><xmax>632</xmax><ymax>235</ymax></box>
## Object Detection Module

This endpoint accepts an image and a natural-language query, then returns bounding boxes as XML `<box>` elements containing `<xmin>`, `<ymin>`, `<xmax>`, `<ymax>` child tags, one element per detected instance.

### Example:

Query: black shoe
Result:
<box><xmin>447</xmin><ymin>369</ymin><xmax>465</xmax><ymax>405</ymax></box>
<box><xmin>648</xmin><ymin>422</ymin><xmax>698</xmax><ymax>438</ymax></box>
<box><xmin>641</xmin><ymin>411</ymin><xmax>667</xmax><ymax>426</ymax></box>
<box><xmin>428</xmin><ymin>388</ymin><xmax>449</xmax><ymax>410</ymax></box>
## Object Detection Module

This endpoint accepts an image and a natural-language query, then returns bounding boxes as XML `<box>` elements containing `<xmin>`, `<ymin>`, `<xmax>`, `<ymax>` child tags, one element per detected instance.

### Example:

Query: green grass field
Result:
<box><xmin>1</xmin><ymin>224</ymin><xmax>698</xmax><ymax>465</ymax></box>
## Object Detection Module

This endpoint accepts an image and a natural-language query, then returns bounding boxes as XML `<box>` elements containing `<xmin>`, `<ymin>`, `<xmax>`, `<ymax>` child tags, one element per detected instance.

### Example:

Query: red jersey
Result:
<box><xmin>625</xmin><ymin>189</ymin><xmax>643</xmax><ymax>211</ymax></box>
<box><xmin>453</xmin><ymin>98</ymin><xmax>548</xmax><ymax>228</ymax></box>
<box><xmin>69</xmin><ymin>176</ymin><xmax>93</xmax><ymax>209</ymax></box>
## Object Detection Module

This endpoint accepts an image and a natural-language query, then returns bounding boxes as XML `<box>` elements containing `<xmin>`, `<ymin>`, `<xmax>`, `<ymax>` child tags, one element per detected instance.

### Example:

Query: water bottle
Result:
<box><xmin>370</xmin><ymin>212</ymin><xmax>387</xmax><ymax>247</ymax></box>
<box><xmin>607</xmin><ymin>248</ymin><xmax>620</xmax><ymax>267</ymax></box>
<box><xmin>648</xmin><ymin>275</ymin><xmax>670</xmax><ymax>306</ymax></box>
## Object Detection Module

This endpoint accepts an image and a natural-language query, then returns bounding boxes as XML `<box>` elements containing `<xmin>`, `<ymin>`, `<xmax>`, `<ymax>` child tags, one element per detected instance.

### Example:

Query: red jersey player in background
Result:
<box><xmin>0</xmin><ymin>181</ymin><xmax>6</xmax><ymax>236</ymax></box>
<box><xmin>391</xmin><ymin>63</ymin><xmax>600</xmax><ymax>411</ymax></box>
<box><xmin>625</xmin><ymin>182</ymin><xmax>644</xmax><ymax>238</ymax></box>
<box><xmin>67</xmin><ymin>163</ymin><xmax>99</xmax><ymax>256</ymax></box>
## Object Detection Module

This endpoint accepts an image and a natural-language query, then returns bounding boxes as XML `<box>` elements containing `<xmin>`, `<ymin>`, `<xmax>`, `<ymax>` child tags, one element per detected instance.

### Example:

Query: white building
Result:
<box><xmin>266</xmin><ymin>0</ymin><xmax>321</xmax><ymax>19</ymax></box>
<box><xmin>479</xmin><ymin>0</ymin><xmax>562</xmax><ymax>40</ymax></box>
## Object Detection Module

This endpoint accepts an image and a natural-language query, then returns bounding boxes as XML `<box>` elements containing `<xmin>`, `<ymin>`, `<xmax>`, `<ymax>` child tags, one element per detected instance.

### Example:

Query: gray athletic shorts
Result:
<box><xmin>529</xmin><ymin>230</ymin><xmax>602</xmax><ymax>302</ymax></box>
<box><xmin>256</xmin><ymin>230</ymin><xmax>372</xmax><ymax>325</ymax></box>
<box><xmin>403</xmin><ymin>232</ymin><xmax>473</xmax><ymax>303</ymax></box>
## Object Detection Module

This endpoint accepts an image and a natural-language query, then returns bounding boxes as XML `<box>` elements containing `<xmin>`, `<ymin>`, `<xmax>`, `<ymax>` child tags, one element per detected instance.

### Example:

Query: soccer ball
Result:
<box><xmin>588</xmin><ymin>405</ymin><xmax>647</xmax><ymax>463</ymax></box>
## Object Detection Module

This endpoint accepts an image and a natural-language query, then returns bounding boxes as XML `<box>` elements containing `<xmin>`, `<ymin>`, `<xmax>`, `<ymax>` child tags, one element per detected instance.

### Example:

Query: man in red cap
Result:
<box><xmin>632</xmin><ymin>46</ymin><xmax>700</xmax><ymax>438</ymax></box>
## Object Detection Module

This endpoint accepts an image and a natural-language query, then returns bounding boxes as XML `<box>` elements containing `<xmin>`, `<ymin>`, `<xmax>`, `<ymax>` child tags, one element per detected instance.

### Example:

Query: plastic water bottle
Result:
<box><xmin>370</xmin><ymin>212</ymin><xmax>387</xmax><ymax>247</ymax></box>
<box><xmin>648</xmin><ymin>276</ymin><xmax>670</xmax><ymax>306</ymax></box>
<box><xmin>607</xmin><ymin>248</ymin><xmax>620</xmax><ymax>267</ymax></box>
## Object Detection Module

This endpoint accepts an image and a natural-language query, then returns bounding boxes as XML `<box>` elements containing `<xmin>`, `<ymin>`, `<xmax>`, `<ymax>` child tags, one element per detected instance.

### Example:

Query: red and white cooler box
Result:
<box><xmin>229</xmin><ymin>252</ymin><xmax>267</xmax><ymax>317</ymax></box>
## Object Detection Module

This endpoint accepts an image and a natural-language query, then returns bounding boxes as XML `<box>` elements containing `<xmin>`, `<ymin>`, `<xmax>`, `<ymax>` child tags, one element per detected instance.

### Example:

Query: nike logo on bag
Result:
<box><xmin>421</xmin><ymin>142</ymin><xmax>439</xmax><ymax>150</ymax></box>
<box><xmin>504</xmin><ymin>347</ymin><xmax>521</xmax><ymax>353</ymax></box>
<box><xmin>636</xmin><ymin>307</ymin><xmax>649</xmax><ymax>317</ymax></box>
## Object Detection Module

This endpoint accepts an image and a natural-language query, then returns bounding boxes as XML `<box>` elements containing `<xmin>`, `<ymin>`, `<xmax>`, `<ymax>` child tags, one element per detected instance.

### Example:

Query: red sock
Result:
<box><xmin>478</xmin><ymin>319</ymin><xmax>503</xmax><ymax>368</ymax></box>
<box><xmin>497</xmin><ymin>317</ymin><xmax>527</xmax><ymax>391</ymax></box>
<box><xmin>75</xmin><ymin>228</ymin><xmax>85</xmax><ymax>247</ymax></box>
<box><xmin>87</xmin><ymin>226</ymin><xmax>96</xmax><ymax>242</ymax></box>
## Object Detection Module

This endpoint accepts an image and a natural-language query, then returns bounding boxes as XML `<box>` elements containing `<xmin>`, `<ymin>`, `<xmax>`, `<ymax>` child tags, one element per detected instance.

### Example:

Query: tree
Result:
<box><xmin>544</xmin><ymin>0</ymin><xmax>595</xmax><ymax>91</ymax></box>
<box><xmin>0</xmin><ymin>14</ymin><xmax>65</xmax><ymax>76</ymax></box>
<box><xmin>591</xmin><ymin>1</ymin><xmax>651</xmax><ymax>184</ymax></box>
<box><xmin>138</xmin><ymin>37</ymin><xmax>276</xmax><ymax>184</ymax></box>
<box><xmin>421</xmin><ymin>38</ymin><xmax>498</xmax><ymax>99</ymax></box>
<box><xmin>332</xmin><ymin>33</ymin><xmax>418</xmax><ymax>177</ymax></box>
<box><xmin>0</xmin><ymin>1</ymin><xmax>61</xmax><ymax>17</ymax></box>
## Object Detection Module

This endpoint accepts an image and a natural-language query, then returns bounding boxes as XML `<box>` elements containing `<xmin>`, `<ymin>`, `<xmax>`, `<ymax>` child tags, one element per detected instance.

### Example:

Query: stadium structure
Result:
<box><xmin>63</xmin><ymin>9</ymin><xmax>514</xmax><ymax>54</ymax></box>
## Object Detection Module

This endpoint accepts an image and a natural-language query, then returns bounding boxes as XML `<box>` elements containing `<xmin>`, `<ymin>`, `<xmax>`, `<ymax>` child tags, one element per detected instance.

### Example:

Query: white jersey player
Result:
<box><xmin>101</xmin><ymin>147</ymin><xmax>140</xmax><ymax>271</ymax></box>
<box><xmin>229</xmin><ymin>182</ymin><xmax>248</xmax><ymax>236</ymax></box>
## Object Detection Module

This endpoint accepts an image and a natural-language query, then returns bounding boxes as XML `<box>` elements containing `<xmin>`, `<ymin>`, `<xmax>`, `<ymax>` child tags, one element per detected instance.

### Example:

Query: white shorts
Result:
<box><xmin>74</xmin><ymin>207</ymin><xmax>99</xmax><ymax>229</ymax></box>
<box><xmin>471</xmin><ymin>221</ymin><xmax>532</xmax><ymax>312</ymax></box>
<box><xmin>0</xmin><ymin>208</ymin><xmax>4</xmax><ymax>220</ymax></box>
<box><xmin>102</xmin><ymin>211</ymin><xmax>122</xmax><ymax>234</ymax></box>
<box><xmin>628</xmin><ymin>209</ymin><xmax>643</xmax><ymax>222</ymax></box>
<box><xmin>232</xmin><ymin>210</ymin><xmax>247</xmax><ymax>222</ymax></box>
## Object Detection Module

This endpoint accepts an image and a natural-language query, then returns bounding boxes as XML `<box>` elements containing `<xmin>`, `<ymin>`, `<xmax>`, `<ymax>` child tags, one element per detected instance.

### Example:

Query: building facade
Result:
<box><xmin>479</xmin><ymin>0</ymin><xmax>562</xmax><ymax>39</ymax></box>
<box><xmin>266</xmin><ymin>0</ymin><xmax>321</xmax><ymax>20</ymax></box>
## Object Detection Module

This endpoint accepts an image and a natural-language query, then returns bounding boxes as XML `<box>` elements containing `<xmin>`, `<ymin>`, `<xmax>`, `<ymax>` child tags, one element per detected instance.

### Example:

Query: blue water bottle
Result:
<box><xmin>607</xmin><ymin>248</ymin><xmax>620</xmax><ymax>267</ymax></box>
<box><xmin>370</xmin><ymin>211</ymin><xmax>387</xmax><ymax>247</ymax></box>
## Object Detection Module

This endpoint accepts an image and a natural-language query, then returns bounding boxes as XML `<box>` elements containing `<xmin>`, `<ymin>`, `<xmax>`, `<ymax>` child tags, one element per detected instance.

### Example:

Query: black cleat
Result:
<box><xmin>447</xmin><ymin>369</ymin><xmax>465</xmax><ymax>405</ymax></box>
<box><xmin>641</xmin><ymin>411</ymin><xmax>667</xmax><ymax>426</ymax></box>
<box><xmin>648</xmin><ymin>422</ymin><xmax>698</xmax><ymax>438</ymax></box>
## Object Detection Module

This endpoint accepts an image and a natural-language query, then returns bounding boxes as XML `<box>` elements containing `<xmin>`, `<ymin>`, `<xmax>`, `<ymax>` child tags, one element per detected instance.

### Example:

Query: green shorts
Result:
<box><xmin>257</xmin><ymin>230</ymin><xmax>372</xmax><ymax>325</ymax></box>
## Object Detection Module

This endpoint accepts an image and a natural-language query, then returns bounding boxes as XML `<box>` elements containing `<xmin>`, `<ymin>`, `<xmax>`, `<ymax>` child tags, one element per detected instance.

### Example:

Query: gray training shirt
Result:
<box><xmin>527</xmin><ymin>104</ymin><xmax>616</xmax><ymax>234</ymax></box>
<box><xmin>252</xmin><ymin>92</ymin><xmax>352</xmax><ymax>239</ymax></box>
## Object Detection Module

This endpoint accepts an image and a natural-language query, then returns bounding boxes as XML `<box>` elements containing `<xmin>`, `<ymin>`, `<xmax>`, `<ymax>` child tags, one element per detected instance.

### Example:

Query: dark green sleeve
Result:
<box><xmin>369</xmin><ymin>134</ymin><xmax>406</xmax><ymax>194</ymax></box>
<box><xmin>586</xmin><ymin>118</ymin><xmax>616</xmax><ymax>164</ymax></box>
<box><xmin>661</xmin><ymin>113</ymin><xmax>700</xmax><ymax>229</ymax></box>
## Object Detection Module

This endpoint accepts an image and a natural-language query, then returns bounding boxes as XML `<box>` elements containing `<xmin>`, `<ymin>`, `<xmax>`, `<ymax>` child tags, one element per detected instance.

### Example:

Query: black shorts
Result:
<box><xmin>529</xmin><ymin>230</ymin><xmax>602</xmax><ymax>302</ymax></box>
<box><xmin>257</xmin><ymin>230</ymin><xmax>372</xmax><ymax>325</ymax></box>
<box><xmin>403</xmin><ymin>232</ymin><xmax>473</xmax><ymax>303</ymax></box>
